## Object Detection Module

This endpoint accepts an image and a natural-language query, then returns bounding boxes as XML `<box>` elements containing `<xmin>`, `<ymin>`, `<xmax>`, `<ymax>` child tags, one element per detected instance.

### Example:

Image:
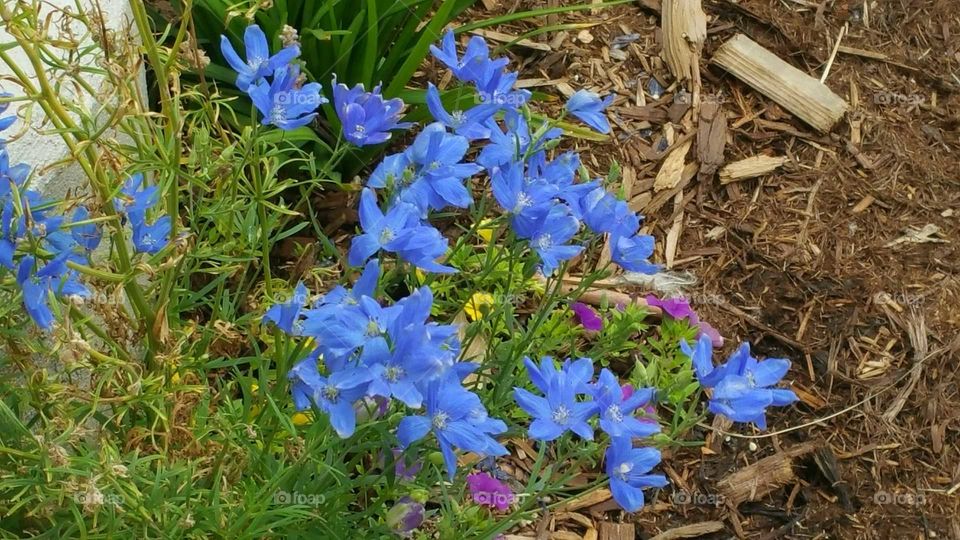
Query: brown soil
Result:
<box><xmin>462</xmin><ymin>0</ymin><xmax>960</xmax><ymax>538</ymax></box>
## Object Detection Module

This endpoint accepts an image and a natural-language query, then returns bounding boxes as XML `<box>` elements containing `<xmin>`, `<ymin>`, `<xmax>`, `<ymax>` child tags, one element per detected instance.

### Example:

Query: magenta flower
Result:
<box><xmin>570</xmin><ymin>302</ymin><xmax>603</xmax><ymax>331</ymax></box>
<box><xmin>645</xmin><ymin>294</ymin><xmax>724</xmax><ymax>348</ymax></box>
<box><xmin>392</xmin><ymin>448</ymin><xmax>423</xmax><ymax>481</ymax></box>
<box><xmin>466</xmin><ymin>472</ymin><xmax>514</xmax><ymax>510</ymax></box>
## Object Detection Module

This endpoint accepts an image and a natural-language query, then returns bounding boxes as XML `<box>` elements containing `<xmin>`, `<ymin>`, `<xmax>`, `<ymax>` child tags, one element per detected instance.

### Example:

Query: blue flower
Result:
<box><xmin>397</xmin><ymin>374</ymin><xmax>507</xmax><ymax>479</ymax></box>
<box><xmin>429</xmin><ymin>31</ymin><xmax>507</xmax><ymax>84</ymax></box>
<box><xmin>522</xmin><ymin>356</ymin><xmax>594</xmax><ymax>394</ymax></box>
<box><xmin>15</xmin><ymin>254</ymin><xmax>88</xmax><ymax>330</ymax></box>
<box><xmin>263</xmin><ymin>281</ymin><xmax>308</xmax><ymax>335</ymax></box>
<box><xmin>566</xmin><ymin>90</ymin><xmax>614</xmax><ymax>134</ymax></box>
<box><xmin>478</xmin><ymin>111</ymin><xmax>561</xmax><ymax>172</ymax></box>
<box><xmin>605</xmin><ymin>437</ymin><xmax>668</xmax><ymax>512</ymax></box>
<box><xmin>528</xmin><ymin>205</ymin><xmax>583</xmax><ymax>276</ymax></box>
<box><xmin>473</xmin><ymin>61</ymin><xmax>531</xmax><ymax>109</ymax></box>
<box><xmin>367</xmin><ymin>153</ymin><xmax>414</xmax><ymax>192</ymax></box>
<box><xmin>513</xmin><ymin>357</ymin><xmax>597</xmax><ymax>441</ymax></box>
<box><xmin>399</xmin><ymin>123</ymin><xmax>481</xmax><ymax>212</ymax></box>
<box><xmin>575</xmin><ymin>187</ymin><xmax>639</xmax><ymax>238</ymax></box>
<box><xmin>333</xmin><ymin>78</ymin><xmax>413</xmax><ymax>146</ymax></box>
<box><xmin>347</xmin><ymin>188</ymin><xmax>454</xmax><ymax>273</ymax></box>
<box><xmin>491</xmin><ymin>164</ymin><xmax>556</xmax><ymax>239</ymax></box>
<box><xmin>70</xmin><ymin>206</ymin><xmax>101</xmax><ymax>252</ymax></box>
<box><xmin>248</xmin><ymin>64</ymin><xmax>325</xmax><ymax>130</ymax></box>
<box><xmin>611</xmin><ymin>232</ymin><xmax>659</xmax><ymax>274</ymax></box>
<box><xmin>0</xmin><ymin>147</ymin><xmax>30</xmax><ymax>188</ymax></box>
<box><xmin>0</xmin><ymin>93</ymin><xmax>16</xmax><ymax>134</ymax></box>
<box><xmin>220</xmin><ymin>24</ymin><xmax>300</xmax><ymax>90</ymax></box>
<box><xmin>590</xmin><ymin>369</ymin><xmax>660</xmax><ymax>440</ymax></box>
<box><xmin>291</xmin><ymin>360</ymin><xmax>371</xmax><ymax>438</ymax></box>
<box><xmin>425</xmin><ymin>83</ymin><xmax>498</xmax><ymax>140</ymax></box>
<box><xmin>684</xmin><ymin>337</ymin><xmax>799</xmax><ymax>429</ymax></box>
<box><xmin>131</xmin><ymin>214</ymin><xmax>171</xmax><ymax>254</ymax></box>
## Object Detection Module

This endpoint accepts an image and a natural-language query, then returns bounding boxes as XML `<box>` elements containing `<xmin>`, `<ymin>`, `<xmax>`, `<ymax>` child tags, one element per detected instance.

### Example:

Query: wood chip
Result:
<box><xmin>696</xmin><ymin>101</ymin><xmax>727</xmax><ymax>178</ymax></box>
<box><xmin>649</xmin><ymin>521</ymin><xmax>725</xmax><ymax>540</ymax></box>
<box><xmin>654</xmin><ymin>139</ymin><xmax>693</xmax><ymax>191</ymax></box>
<box><xmin>469</xmin><ymin>29</ymin><xmax>551</xmax><ymax>52</ymax></box>
<box><xmin>717</xmin><ymin>442</ymin><xmax>817</xmax><ymax>506</ymax></box>
<box><xmin>711</xmin><ymin>34</ymin><xmax>849</xmax><ymax>132</ymax></box>
<box><xmin>661</xmin><ymin>0</ymin><xmax>707</xmax><ymax>81</ymax></box>
<box><xmin>719</xmin><ymin>155</ymin><xmax>788</xmax><ymax>184</ymax></box>
<box><xmin>555</xmin><ymin>489</ymin><xmax>612</xmax><ymax>512</ymax></box>
<box><xmin>598</xmin><ymin>522</ymin><xmax>634</xmax><ymax>540</ymax></box>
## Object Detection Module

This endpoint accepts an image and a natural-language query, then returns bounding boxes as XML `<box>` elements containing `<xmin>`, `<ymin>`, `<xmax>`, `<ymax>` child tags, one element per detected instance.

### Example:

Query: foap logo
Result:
<box><xmin>274</xmin><ymin>91</ymin><xmax>324</xmax><ymax>107</ymax></box>
<box><xmin>873</xmin><ymin>291</ymin><xmax>923</xmax><ymax>307</ymax></box>
<box><xmin>873</xmin><ymin>91</ymin><xmax>924</xmax><ymax>106</ymax></box>
<box><xmin>476</xmin><ymin>91</ymin><xmax>528</xmax><ymax>108</ymax></box>
<box><xmin>473</xmin><ymin>490</ymin><xmax>514</xmax><ymax>508</ymax></box>
<box><xmin>670</xmin><ymin>490</ymin><xmax>725</xmax><ymax>507</ymax></box>
<box><xmin>874</xmin><ymin>490</ymin><xmax>926</xmax><ymax>506</ymax></box>
<box><xmin>73</xmin><ymin>491</ymin><xmax>123</xmax><ymax>506</ymax></box>
<box><xmin>272</xmin><ymin>490</ymin><xmax>326</xmax><ymax>506</ymax></box>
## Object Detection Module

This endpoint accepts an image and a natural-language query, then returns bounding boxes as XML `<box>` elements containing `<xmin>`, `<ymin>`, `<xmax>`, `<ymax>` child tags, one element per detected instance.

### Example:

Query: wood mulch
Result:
<box><xmin>454</xmin><ymin>0</ymin><xmax>960</xmax><ymax>538</ymax></box>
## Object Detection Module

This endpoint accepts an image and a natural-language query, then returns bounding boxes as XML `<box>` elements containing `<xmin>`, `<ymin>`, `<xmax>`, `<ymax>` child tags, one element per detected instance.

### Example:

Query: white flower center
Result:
<box><xmin>513</xmin><ymin>192</ymin><xmax>533</xmax><ymax>213</ymax></box>
<box><xmin>535</xmin><ymin>234</ymin><xmax>552</xmax><ymax>250</ymax></box>
<box><xmin>432</xmin><ymin>411</ymin><xmax>450</xmax><ymax>430</ymax></box>
<box><xmin>552</xmin><ymin>405</ymin><xmax>570</xmax><ymax>425</ymax></box>
<box><xmin>606</xmin><ymin>405</ymin><xmax>624</xmax><ymax>423</ymax></box>
<box><xmin>615</xmin><ymin>462</ymin><xmax>633</xmax><ymax>481</ymax></box>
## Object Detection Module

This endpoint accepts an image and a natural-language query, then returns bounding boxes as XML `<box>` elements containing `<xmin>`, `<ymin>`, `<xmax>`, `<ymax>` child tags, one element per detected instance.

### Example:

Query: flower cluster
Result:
<box><xmin>358</xmin><ymin>30</ymin><xmax>658</xmax><ymax>277</ymax></box>
<box><xmin>265</xmin><ymin>260</ymin><xmax>507</xmax><ymax>479</ymax></box>
<box><xmin>513</xmin><ymin>357</ymin><xmax>666</xmax><ymax>511</ymax></box>
<box><xmin>221</xmin><ymin>24</ymin><xmax>327</xmax><ymax>130</ymax></box>
<box><xmin>113</xmin><ymin>173</ymin><xmax>172</xmax><ymax>255</ymax></box>
<box><xmin>0</xmin><ymin>101</ymin><xmax>172</xmax><ymax>329</ymax></box>
<box><xmin>682</xmin><ymin>334</ymin><xmax>799</xmax><ymax>429</ymax></box>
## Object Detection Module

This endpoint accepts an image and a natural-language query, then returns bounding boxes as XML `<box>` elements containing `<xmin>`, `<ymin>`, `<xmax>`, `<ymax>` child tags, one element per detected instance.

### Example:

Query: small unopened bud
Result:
<box><xmin>280</xmin><ymin>25</ymin><xmax>300</xmax><ymax>48</ymax></box>
<box><xmin>385</xmin><ymin>496</ymin><xmax>424</xmax><ymax>537</ymax></box>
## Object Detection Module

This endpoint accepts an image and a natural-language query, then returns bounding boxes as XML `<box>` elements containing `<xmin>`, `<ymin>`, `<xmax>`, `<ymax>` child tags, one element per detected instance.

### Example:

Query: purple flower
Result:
<box><xmin>570</xmin><ymin>302</ymin><xmax>602</xmax><ymax>332</ymax></box>
<box><xmin>645</xmin><ymin>294</ymin><xmax>724</xmax><ymax>347</ymax></box>
<box><xmin>386</xmin><ymin>496</ymin><xmax>424</xmax><ymax>537</ymax></box>
<box><xmin>466</xmin><ymin>471</ymin><xmax>514</xmax><ymax>511</ymax></box>
<box><xmin>390</xmin><ymin>448</ymin><xmax>422</xmax><ymax>481</ymax></box>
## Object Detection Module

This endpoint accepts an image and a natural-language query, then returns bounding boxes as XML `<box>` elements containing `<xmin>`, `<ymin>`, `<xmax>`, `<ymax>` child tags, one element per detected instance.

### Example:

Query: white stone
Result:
<box><xmin>0</xmin><ymin>0</ymin><xmax>140</xmax><ymax>199</ymax></box>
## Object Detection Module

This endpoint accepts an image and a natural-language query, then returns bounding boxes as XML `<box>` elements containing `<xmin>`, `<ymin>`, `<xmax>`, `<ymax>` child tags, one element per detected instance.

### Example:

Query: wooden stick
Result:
<box><xmin>711</xmin><ymin>34</ymin><xmax>848</xmax><ymax>132</ymax></box>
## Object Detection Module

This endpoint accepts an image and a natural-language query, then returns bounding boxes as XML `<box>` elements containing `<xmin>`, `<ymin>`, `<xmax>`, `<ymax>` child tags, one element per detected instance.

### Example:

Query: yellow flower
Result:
<box><xmin>291</xmin><ymin>412</ymin><xmax>313</xmax><ymax>426</ymax></box>
<box><xmin>477</xmin><ymin>218</ymin><xmax>497</xmax><ymax>243</ymax></box>
<box><xmin>464</xmin><ymin>292</ymin><xmax>495</xmax><ymax>321</ymax></box>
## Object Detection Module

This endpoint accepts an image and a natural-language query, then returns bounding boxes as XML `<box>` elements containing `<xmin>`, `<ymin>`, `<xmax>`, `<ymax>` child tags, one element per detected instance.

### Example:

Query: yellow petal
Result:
<box><xmin>291</xmin><ymin>412</ymin><xmax>313</xmax><ymax>426</ymax></box>
<box><xmin>464</xmin><ymin>292</ymin><xmax>496</xmax><ymax>321</ymax></box>
<box><xmin>477</xmin><ymin>218</ymin><xmax>497</xmax><ymax>243</ymax></box>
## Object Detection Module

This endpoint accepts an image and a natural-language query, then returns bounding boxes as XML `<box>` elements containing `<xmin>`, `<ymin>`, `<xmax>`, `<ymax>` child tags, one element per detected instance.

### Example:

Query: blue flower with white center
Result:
<box><xmin>288</xmin><ymin>359</ymin><xmax>371</xmax><ymax>438</ymax></box>
<box><xmin>399</xmin><ymin>122</ymin><xmax>482</xmax><ymax>212</ymax></box>
<box><xmin>397</xmin><ymin>374</ymin><xmax>507</xmax><ymax>479</ymax></box>
<box><xmin>590</xmin><ymin>369</ymin><xmax>660</xmax><ymax>440</ymax></box>
<box><xmin>425</xmin><ymin>83</ymin><xmax>498</xmax><ymax>140</ymax></box>
<box><xmin>605</xmin><ymin>437</ymin><xmax>668</xmax><ymax>512</ymax></box>
<box><xmin>220</xmin><ymin>24</ymin><xmax>300</xmax><ymax>90</ymax></box>
<box><xmin>683</xmin><ymin>335</ymin><xmax>799</xmax><ymax>429</ymax></box>
<box><xmin>566</xmin><ymin>90</ymin><xmax>615</xmax><ymax>134</ymax></box>
<box><xmin>513</xmin><ymin>356</ymin><xmax>597</xmax><ymax>441</ymax></box>
<box><xmin>15</xmin><ymin>254</ymin><xmax>89</xmax><ymax>330</ymax></box>
<box><xmin>491</xmin><ymin>163</ymin><xmax>556</xmax><ymax>239</ymax></box>
<box><xmin>528</xmin><ymin>205</ymin><xmax>583</xmax><ymax>276</ymax></box>
<box><xmin>131</xmin><ymin>215</ymin><xmax>171</xmax><ymax>254</ymax></box>
<box><xmin>347</xmin><ymin>188</ymin><xmax>454</xmax><ymax>273</ymax></box>
<box><xmin>333</xmin><ymin>78</ymin><xmax>413</xmax><ymax>146</ymax></box>
<box><xmin>248</xmin><ymin>64</ymin><xmax>325</xmax><ymax>131</ymax></box>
